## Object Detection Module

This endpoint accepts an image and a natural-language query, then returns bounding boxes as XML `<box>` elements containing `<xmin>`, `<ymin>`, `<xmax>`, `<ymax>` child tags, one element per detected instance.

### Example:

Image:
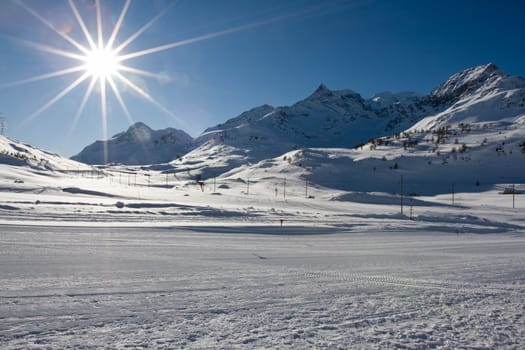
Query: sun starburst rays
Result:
<box><xmin>14</xmin><ymin>0</ymin><xmax>90</xmax><ymax>55</ymax></box>
<box><xmin>67</xmin><ymin>0</ymin><xmax>96</xmax><ymax>51</ymax></box>
<box><xmin>5</xmin><ymin>0</ymin><xmax>300</xmax><ymax>161</ymax></box>
<box><xmin>106</xmin><ymin>0</ymin><xmax>132</xmax><ymax>51</ymax></box>
<box><xmin>69</xmin><ymin>76</ymin><xmax>97</xmax><ymax>137</ymax></box>
<box><xmin>0</xmin><ymin>65</ymin><xmax>86</xmax><ymax>89</ymax></box>
<box><xmin>8</xmin><ymin>0</ymin><xmax>188</xmax><ymax>152</ymax></box>
<box><xmin>23</xmin><ymin>72</ymin><xmax>91</xmax><ymax>126</ymax></box>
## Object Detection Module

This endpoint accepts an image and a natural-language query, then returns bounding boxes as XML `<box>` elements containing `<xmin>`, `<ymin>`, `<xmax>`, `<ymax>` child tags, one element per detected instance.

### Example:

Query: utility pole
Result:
<box><xmin>305</xmin><ymin>180</ymin><xmax>308</xmax><ymax>198</ymax></box>
<box><xmin>513</xmin><ymin>184</ymin><xmax>515</xmax><ymax>209</ymax></box>
<box><xmin>213</xmin><ymin>177</ymin><xmax>216</xmax><ymax>193</ymax></box>
<box><xmin>400</xmin><ymin>175</ymin><xmax>404</xmax><ymax>215</ymax></box>
<box><xmin>283</xmin><ymin>177</ymin><xmax>287</xmax><ymax>201</ymax></box>
<box><xmin>246</xmin><ymin>178</ymin><xmax>250</xmax><ymax>195</ymax></box>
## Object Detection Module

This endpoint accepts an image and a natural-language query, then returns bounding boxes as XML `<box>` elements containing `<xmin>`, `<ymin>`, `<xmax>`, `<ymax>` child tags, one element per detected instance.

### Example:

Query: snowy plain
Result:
<box><xmin>1</xmin><ymin>225</ymin><xmax>524</xmax><ymax>349</ymax></box>
<box><xmin>1</xmin><ymin>167</ymin><xmax>525</xmax><ymax>349</ymax></box>
<box><xmin>2</xmin><ymin>60</ymin><xmax>525</xmax><ymax>349</ymax></box>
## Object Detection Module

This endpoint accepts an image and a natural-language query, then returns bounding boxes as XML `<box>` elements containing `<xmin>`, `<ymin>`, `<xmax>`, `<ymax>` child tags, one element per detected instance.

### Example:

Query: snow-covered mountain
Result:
<box><xmin>174</xmin><ymin>84</ymin><xmax>440</xmax><ymax>179</ymax></box>
<box><xmin>0</xmin><ymin>134</ymin><xmax>94</xmax><ymax>193</ymax></box>
<box><xmin>72</xmin><ymin>122</ymin><xmax>193</xmax><ymax>165</ymax></box>
<box><xmin>76</xmin><ymin>84</ymin><xmax>432</xmax><ymax>169</ymax></box>
<box><xmin>219</xmin><ymin>64</ymin><xmax>525</xmax><ymax>194</ymax></box>
<box><xmin>59</xmin><ymin>63</ymin><xmax>525</xmax><ymax>194</ymax></box>
<box><xmin>177</xmin><ymin>64</ymin><xmax>521</xmax><ymax>179</ymax></box>
<box><xmin>412</xmin><ymin>63</ymin><xmax>525</xmax><ymax>130</ymax></box>
<box><xmin>1</xmin><ymin>134</ymin><xmax>90</xmax><ymax>172</ymax></box>
<box><xmin>194</xmin><ymin>83</ymin><xmax>434</xmax><ymax>152</ymax></box>
<box><xmin>160</xmin><ymin>63</ymin><xmax>525</xmax><ymax>196</ymax></box>
<box><xmin>74</xmin><ymin>63</ymin><xmax>523</xmax><ymax>175</ymax></box>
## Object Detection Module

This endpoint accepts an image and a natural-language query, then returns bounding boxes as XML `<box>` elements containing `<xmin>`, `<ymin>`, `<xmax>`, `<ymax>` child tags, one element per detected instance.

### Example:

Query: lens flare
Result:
<box><xmin>83</xmin><ymin>47</ymin><xmax>119</xmax><ymax>79</ymax></box>
<box><xmin>9</xmin><ymin>0</ymin><xmax>182</xmax><ymax>164</ymax></box>
<box><xmin>6</xmin><ymin>0</ymin><xmax>344</xmax><ymax>162</ymax></box>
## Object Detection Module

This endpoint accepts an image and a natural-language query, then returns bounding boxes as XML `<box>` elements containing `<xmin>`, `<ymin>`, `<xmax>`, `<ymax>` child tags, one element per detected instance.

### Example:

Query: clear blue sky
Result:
<box><xmin>0</xmin><ymin>0</ymin><xmax>524</xmax><ymax>157</ymax></box>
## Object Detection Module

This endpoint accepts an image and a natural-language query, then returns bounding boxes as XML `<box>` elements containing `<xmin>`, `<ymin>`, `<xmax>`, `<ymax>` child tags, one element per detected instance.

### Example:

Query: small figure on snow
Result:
<box><xmin>197</xmin><ymin>180</ymin><xmax>205</xmax><ymax>192</ymax></box>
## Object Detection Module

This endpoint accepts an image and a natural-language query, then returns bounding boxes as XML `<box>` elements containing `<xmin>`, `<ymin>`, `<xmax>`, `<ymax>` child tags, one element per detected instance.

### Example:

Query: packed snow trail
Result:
<box><xmin>1</xmin><ymin>225</ymin><xmax>524</xmax><ymax>349</ymax></box>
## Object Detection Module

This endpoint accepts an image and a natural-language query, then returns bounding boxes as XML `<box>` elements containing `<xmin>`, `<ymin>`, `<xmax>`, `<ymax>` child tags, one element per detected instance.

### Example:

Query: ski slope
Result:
<box><xmin>1</xmin><ymin>225</ymin><xmax>524</xmax><ymax>349</ymax></box>
<box><xmin>1</xmin><ymin>150</ymin><xmax>524</xmax><ymax>348</ymax></box>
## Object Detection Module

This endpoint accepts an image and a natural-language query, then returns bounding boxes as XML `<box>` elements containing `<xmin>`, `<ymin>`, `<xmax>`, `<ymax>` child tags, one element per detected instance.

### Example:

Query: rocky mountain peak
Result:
<box><xmin>304</xmin><ymin>83</ymin><xmax>336</xmax><ymax>101</ymax></box>
<box><xmin>430</xmin><ymin>63</ymin><xmax>505</xmax><ymax>101</ymax></box>
<box><xmin>303</xmin><ymin>84</ymin><xmax>363</xmax><ymax>106</ymax></box>
<box><xmin>313</xmin><ymin>83</ymin><xmax>331</xmax><ymax>94</ymax></box>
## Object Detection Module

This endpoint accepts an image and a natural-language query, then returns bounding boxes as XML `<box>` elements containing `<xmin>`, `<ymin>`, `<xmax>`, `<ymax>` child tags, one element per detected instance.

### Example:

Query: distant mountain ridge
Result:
<box><xmin>71</xmin><ymin>63</ymin><xmax>525</xmax><ymax>171</ymax></box>
<box><xmin>2</xmin><ymin>63</ymin><xmax>524</xmax><ymax>194</ymax></box>
<box><xmin>185</xmin><ymin>82</ymin><xmax>438</xmax><ymax>175</ymax></box>
<box><xmin>171</xmin><ymin>63</ymin><xmax>525</xmax><ymax>180</ymax></box>
<box><xmin>214</xmin><ymin>63</ymin><xmax>525</xmax><ymax>194</ymax></box>
<box><xmin>197</xmin><ymin>83</ymin><xmax>434</xmax><ymax>151</ymax></box>
<box><xmin>71</xmin><ymin>122</ymin><xmax>193</xmax><ymax>165</ymax></box>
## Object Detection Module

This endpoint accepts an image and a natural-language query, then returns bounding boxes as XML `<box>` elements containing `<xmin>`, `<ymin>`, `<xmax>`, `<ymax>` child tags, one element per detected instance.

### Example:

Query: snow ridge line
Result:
<box><xmin>291</xmin><ymin>269</ymin><xmax>517</xmax><ymax>295</ymax></box>
<box><xmin>0</xmin><ymin>287</ymin><xmax>225</xmax><ymax>300</ymax></box>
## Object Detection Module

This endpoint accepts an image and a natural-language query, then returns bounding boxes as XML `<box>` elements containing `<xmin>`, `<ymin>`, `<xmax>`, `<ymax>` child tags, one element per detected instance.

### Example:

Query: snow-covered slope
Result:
<box><xmin>196</xmin><ymin>84</ymin><xmax>434</xmax><ymax>151</ymax></box>
<box><xmin>0</xmin><ymin>134</ymin><xmax>94</xmax><ymax>195</ymax></box>
<box><xmin>1</xmin><ymin>135</ymin><xmax>90</xmax><ymax>172</ymax></box>
<box><xmin>176</xmin><ymin>84</ymin><xmax>436</xmax><ymax>179</ymax></box>
<box><xmin>226</xmin><ymin>121</ymin><xmax>525</xmax><ymax>196</ymax></box>
<box><xmin>196</xmin><ymin>64</ymin><xmax>525</xmax><ymax>195</ymax></box>
<box><xmin>9</xmin><ymin>63</ymin><xmax>524</xmax><ymax>197</ymax></box>
<box><xmin>72</xmin><ymin>122</ymin><xmax>193</xmax><ymax>165</ymax></box>
<box><xmin>412</xmin><ymin>63</ymin><xmax>525</xmax><ymax>131</ymax></box>
<box><xmin>170</xmin><ymin>64</ymin><xmax>525</xmax><ymax>185</ymax></box>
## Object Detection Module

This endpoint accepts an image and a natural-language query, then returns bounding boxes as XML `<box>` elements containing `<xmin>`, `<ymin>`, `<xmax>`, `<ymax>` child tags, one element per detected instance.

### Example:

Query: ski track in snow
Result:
<box><xmin>1</xmin><ymin>226</ymin><xmax>524</xmax><ymax>349</ymax></box>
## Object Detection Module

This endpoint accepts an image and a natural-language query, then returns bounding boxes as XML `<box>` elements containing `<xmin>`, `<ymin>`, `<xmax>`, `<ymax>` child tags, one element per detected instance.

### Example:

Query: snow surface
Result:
<box><xmin>1</xmin><ymin>225</ymin><xmax>524</xmax><ymax>349</ymax></box>
<box><xmin>1</xmin><ymin>63</ymin><xmax>525</xmax><ymax>348</ymax></box>
<box><xmin>2</xmin><ymin>134</ymin><xmax>525</xmax><ymax>348</ymax></box>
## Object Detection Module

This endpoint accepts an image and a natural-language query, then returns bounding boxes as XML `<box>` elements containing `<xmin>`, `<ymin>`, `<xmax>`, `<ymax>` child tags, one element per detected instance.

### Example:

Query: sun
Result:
<box><xmin>83</xmin><ymin>47</ymin><xmax>120</xmax><ymax>80</ymax></box>
<box><xmin>6</xmin><ymin>0</ymin><xmax>187</xmax><ymax>164</ymax></box>
<box><xmin>5</xmin><ymin>0</ymin><xmax>291</xmax><ymax>163</ymax></box>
